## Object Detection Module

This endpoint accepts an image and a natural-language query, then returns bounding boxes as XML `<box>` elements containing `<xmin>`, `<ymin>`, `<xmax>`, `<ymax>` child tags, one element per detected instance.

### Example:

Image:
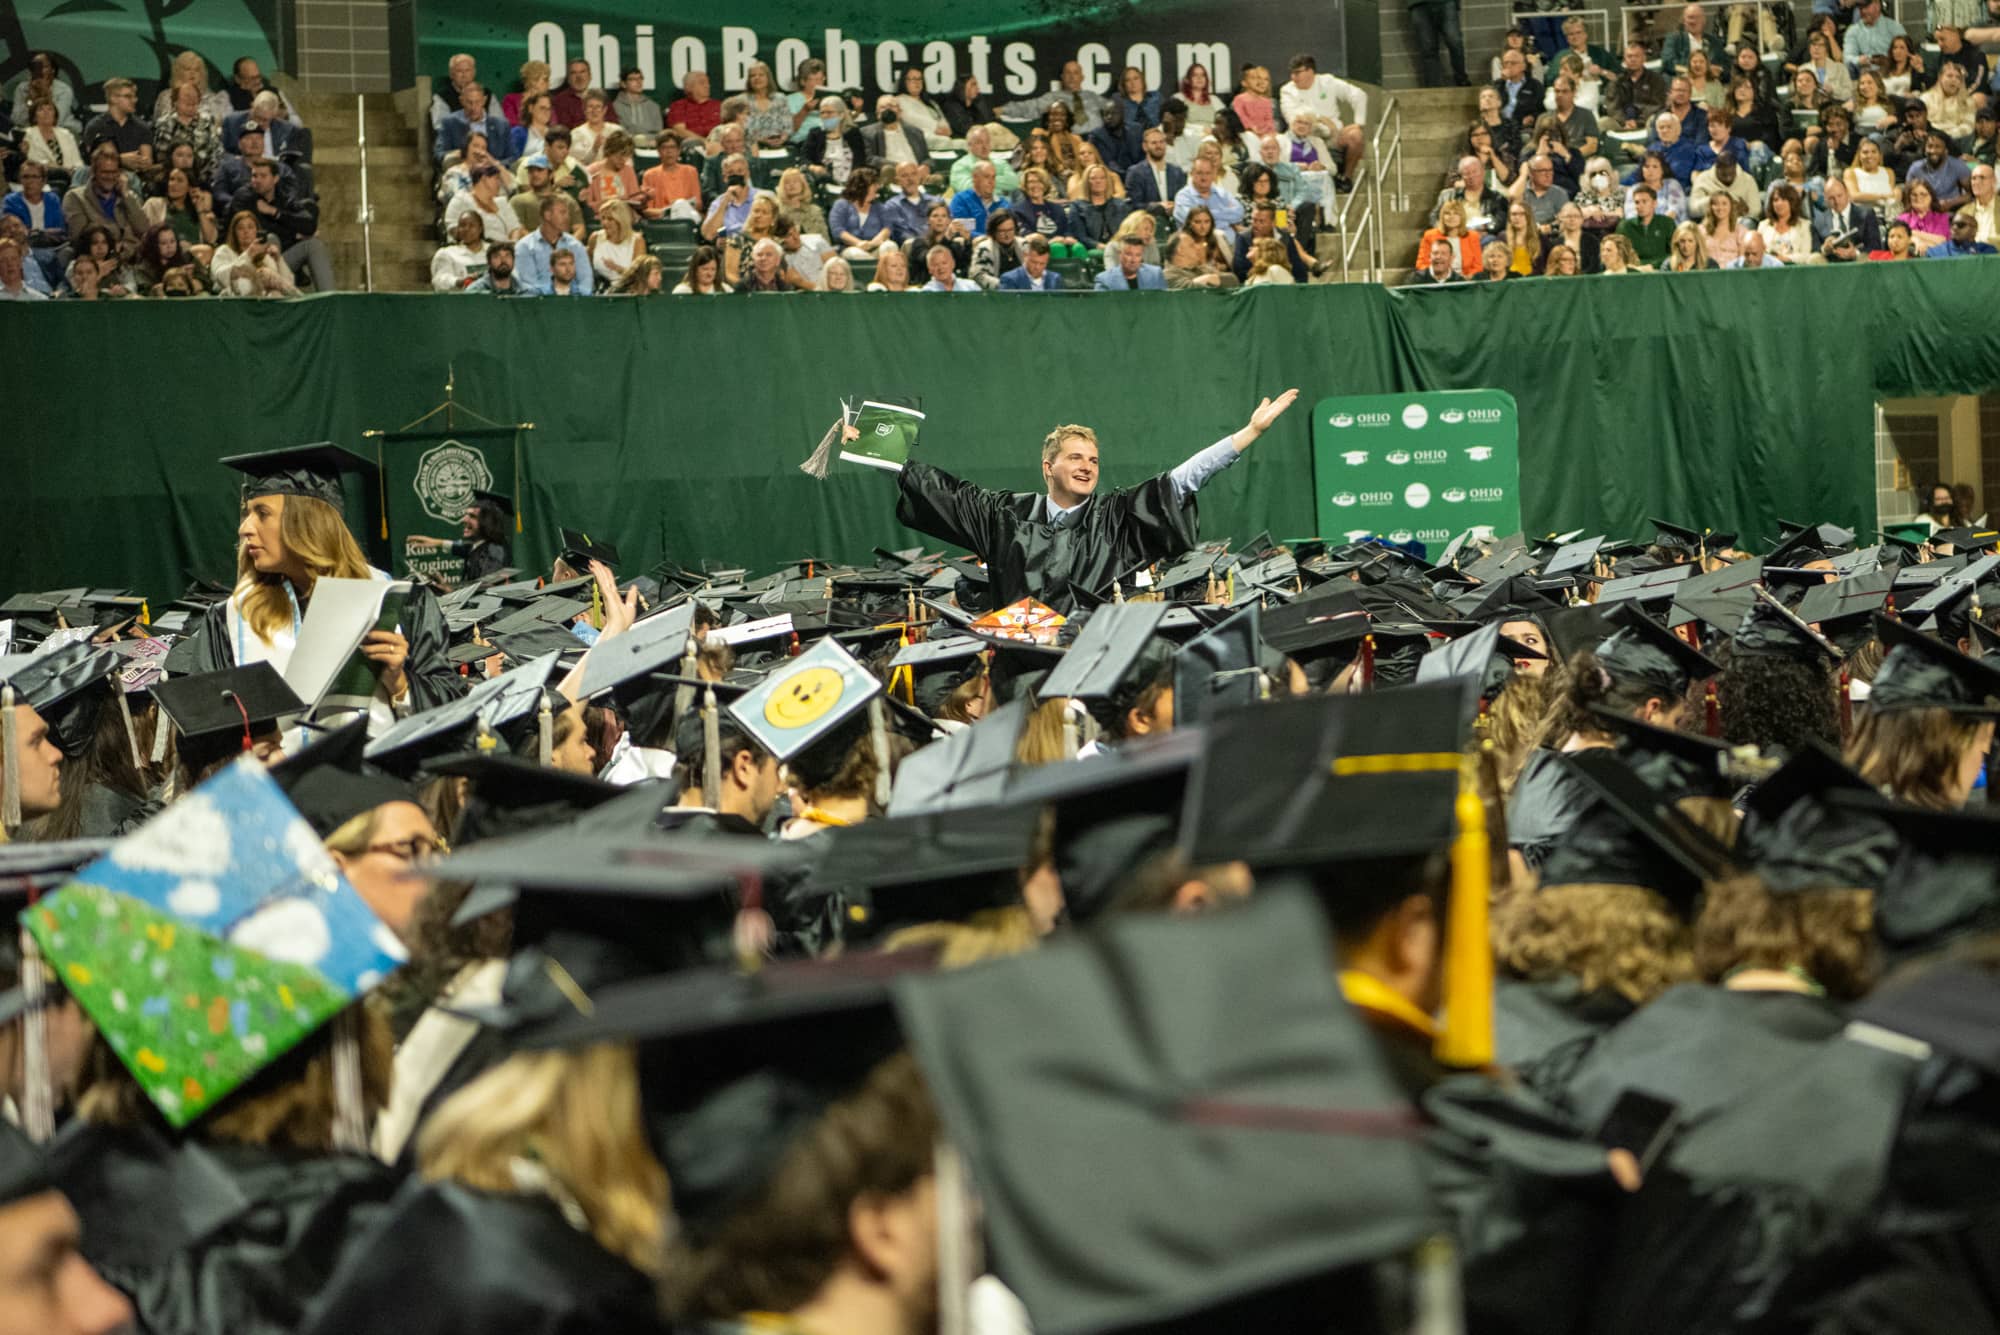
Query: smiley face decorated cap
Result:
<box><xmin>725</xmin><ymin>635</ymin><xmax>883</xmax><ymax>763</ymax></box>
<box><xmin>20</xmin><ymin>757</ymin><xmax>405</xmax><ymax>1130</ymax></box>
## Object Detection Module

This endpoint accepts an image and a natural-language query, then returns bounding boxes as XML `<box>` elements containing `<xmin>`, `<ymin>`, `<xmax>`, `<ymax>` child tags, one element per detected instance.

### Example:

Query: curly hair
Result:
<box><xmin>1692</xmin><ymin>874</ymin><xmax>1876</xmax><ymax>1000</ymax></box>
<box><xmin>1719</xmin><ymin>655</ymin><xmax>1838</xmax><ymax>756</ymax></box>
<box><xmin>1492</xmin><ymin>881</ymin><xmax>1696</xmax><ymax>1006</ymax></box>
<box><xmin>1487</xmin><ymin>671</ymin><xmax>1554</xmax><ymax>795</ymax></box>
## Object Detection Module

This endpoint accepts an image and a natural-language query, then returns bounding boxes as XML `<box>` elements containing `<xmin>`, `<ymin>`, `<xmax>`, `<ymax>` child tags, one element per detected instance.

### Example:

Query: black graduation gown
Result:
<box><xmin>299</xmin><ymin>1179</ymin><xmax>670</xmax><ymax>1335</ymax></box>
<box><xmin>1492</xmin><ymin>976</ymin><xmax>1633</xmax><ymax>1100</ymax></box>
<box><xmin>456</xmin><ymin>538</ymin><xmax>510</xmax><ymax>583</ymax></box>
<box><xmin>1506</xmin><ymin>749</ymin><xmax>1592</xmax><ymax>869</ymax></box>
<box><xmin>895</xmin><ymin>461</ymin><xmax>1200</xmax><ymax>614</ymax></box>
<box><xmin>188</xmin><ymin>582</ymin><xmax>465</xmax><ymax>713</ymax></box>
<box><xmin>61</xmin><ymin>1134</ymin><xmax>400</xmax><ymax>1335</ymax></box>
<box><xmin>76</xmin><ymin>782</ymin><xmax>160</xmax><ymax>837</ymax></box>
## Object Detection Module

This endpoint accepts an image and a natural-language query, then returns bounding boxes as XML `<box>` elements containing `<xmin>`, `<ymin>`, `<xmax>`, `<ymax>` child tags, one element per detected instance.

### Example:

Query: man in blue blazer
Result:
<box><xmin>1094</xmin><ymin>234</ymin><xmax>1167</xmax><ymax>289</ymax></box>
<box><xmin>1123</xmin><ymin>127</ymin><xmax>1186</xmax><ymax>216</ymax></box>
<box><xmin>998</xmin><ymin>237</ymin><xmax>1066</xmax><ymax>289</ymax></box>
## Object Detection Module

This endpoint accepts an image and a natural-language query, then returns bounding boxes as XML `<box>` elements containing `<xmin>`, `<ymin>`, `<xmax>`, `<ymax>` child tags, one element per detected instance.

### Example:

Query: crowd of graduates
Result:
<box><xmin>2</xmin><ymin>436</ymin><xmax>2000</xmax><ymax>1335</ymax></box>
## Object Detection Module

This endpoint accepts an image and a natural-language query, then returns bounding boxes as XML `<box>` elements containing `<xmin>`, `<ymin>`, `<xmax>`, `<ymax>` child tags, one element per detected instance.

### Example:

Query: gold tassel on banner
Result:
<box><xmin>376</xmin><ymin>439</ymin><xmax>389</xmax><ymax>540</ymax></box>
<box><xmin>1436</xmin><ymin>770</ymin><xmax>1494</xmax><ymax>1070</ymax></box>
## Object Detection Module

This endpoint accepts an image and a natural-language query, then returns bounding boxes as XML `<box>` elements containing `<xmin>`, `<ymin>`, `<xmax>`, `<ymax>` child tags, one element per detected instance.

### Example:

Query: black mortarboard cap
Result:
<box><xmin>1588</xmin><ymin>705</ymin><xmax>1738</xmax><ymax>801</ymax></box>
<box><xmin>0</xmin><ymin>642</ymin><xmax>121</xmax><ymax>757</ymax></box>
<box><xmin>894</xmin><ymin>888</ymin><xmax>1439</xmax><ymax>1335</ymax></box>
<box><xmin>1461</xmin><ymin>548</ymin><xmax>1539</xmax><ymax>584</ymax></box>
<box><xmin>1865</xmin><ymin>614</ymin><xmax>2000</xmax><ymax>716</ymax></box>
<box><xmin>218</xmin><ymin>442</ymin><xmax>376</xmax><ymax>509</ymax></box>
<box><xmin>1415</xmin><ymin>621</ymin><xmax>1539</xmax><ymax>702</ymax></box>
<box><xmin>809</xmin><ymin>802</ymin><xmax>1039</xmax><ymax>942</ymax></box>
<box><xmin>1544</xmin><ymin>604</ymin><xmax>1616</xmax><ymax>663</ymax></box>
<box><xmin>1928</xmin><ymin>527</ymin><xmax>1999</xmax><ymax>554</ymax></box>
<box><xmin>1668</xmin><ymin>558</ymin><xmax>1765</xmax><ymax>634</ymax></box>
<box><xmin>1536</xmin><ymin>750</ymin><xmax>1738</xmax><ymax>915</ymax></box>
<box><xmin>1794</xmin><ymin>569</ymin><xmax>1895</xmax><ymax>652</ymax></box>
<box><xmin>1734</xmin><ymin>741</ymin><xmax>1897</xmax><ymax>896</ymax></box>
<box><xmin>888</xmin><ymin>698</ymin><xmax>1027</xmax><ymax>815</ymax></box>
<box><xmin>423</xmin><ymin>751</ymin><xmax>625</xmax><ymax>846</ymax></box>
<box><xmin>1648</xmin><ymin>518</ymin><xmax>1702</xmax><ymax>553</ymax></box>
<box><xmin>513</xmin><ymin>952</ymin><xmax>927</xmax><ymax>1245</ymax></box>
<box><xmin>1729</xmin><ymin>587</ymin><xmax>1842</xmax><ymax>667</ymax></box>
<box><xmin>973</xmin><ymin>633</ymin><xmax>1064</xmax><ymax>705</ymax></box>
<box><xmin>471</xmin><ymin>489</ymin><xmax>514</xmax><ymax>516</ymax></box>
<box><xmin>0</xmin><ymin>839</ymin><xmax>111</xmax><ymax>1021</ymax></box>
<box><xmin>557</xmin><ymin>527</ymin><xmax>620</xmax><ymax>571</ymax></box>
<box><xmin>266</xmin><ymin>717</ymin><xmax>415</xmax><ymax>837</ymax></box>
<box><xmin>573</xmin><ymin>602</ymin><xmax>698</xmax><ymax>703</ymax></box>
<box><xmin>888</xmin><ymin>635</ymin><xmax>987</xmax><ymax>716</ymax></box>
<box><xmin>1595</xmin><ymin>601</ymin><xmax>1719</xmax><ymax>698</ymax></box>
<box><xmin>1825</xmin><ymin>792</ymin><xmax>2000</xmax><ymax>959</ymax></box>
<box><xmin>1173</xmin><ymin>605</ymin><xmax>1267</xmax><ymax>727</ymax></box>
<box><xmin>0</xmin><ymin>1122</ymin><xmax>49</xmax><ymax>1207</ymax></box>
<box><xmin>1037</xmin><ymin>605</ymin><xmax>1169</xmax><ymax>703</ymax></box>
<box><xmin>149</xmin><ymin>663</ymin><xmax>303</xmax><ymax>755</ymax></box>
<box><xmin>1598</xmin><ymin>563</ymin><xmax>1695</xmax><ymax>608</ymax></box>
<box><xmin>364</xmin><ymin>652</ymin><xmax>561</xmax><ymax>773</ymax></box>
<box><xmin>1184</xmin><ymin>680</ymin><xmax>1474</xmax><ymax>869</ymax></box>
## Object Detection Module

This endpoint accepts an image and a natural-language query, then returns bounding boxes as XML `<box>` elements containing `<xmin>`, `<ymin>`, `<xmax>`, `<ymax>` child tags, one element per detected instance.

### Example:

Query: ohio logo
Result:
<box><xmin>1417</xmin><ymin>528</ymin><xmax>1452</xmax><ymax>542</ymax></box>
<box><xmin>1331</xmin><ymin>491</ymin><xmax>1358</xmax><ymax>507</ymax></box>
<box><xmin>1439</xmin><ymin>409</ymin><xmax>1466</xmax><ymax>424</ymax></box>
<box><xmin>1385</xmin><ymin>450</ymin><xmax>1412</xmax><ymax>465</ymax></box>
<box><xmin>1401</xmin><ymin>404</ymin><xmax>1429</xmax><ymax>429</ymax></box>
<box><xmin>1357</xmin><ymin>412</ymin><xmax>1394</xmax><ymax>428</ymax></box>
<box><xmin>1404</xmin><ymin>483</ymin><xmax>1432</xmax><ymax>508</ymax></box>
<box><xmin>413</xmin><ymin>439</ymin><xmax>493</xmax><ymax>524</ymax></box>
<box><xmin>1469</xmin><ymin>408</ymin><xmax>1505</xmax><ymax>423</ymax></box>
<box><xmin>1341</xmin><ymin>450</ymin><xmax>1368</xmax><ymax>465</ymax></box>
<box><xmin>1330</xmin><ymin>413</ymin><xmax>1356</xmax><ymax>427</ymax></box>
<box><xmin>1358</xmin><ymin>490</ymin><xmax>1395</xmax><ymax>506</ymax></box>
<box><xmin>1465</xmin><ymin>446</ymin><xmax>1495</xmax><ymax>462</ymax></box>
<box><xmin>1388</xmin><ymin>529</ymin><xmax>1415</xmax><ymax>543</ymax></box>
<box><xmin>1442</xmin><ymin>488</ymin><xmax>1468</xmax><ymax>503</ymax></box>
<box><xmin>1414</xmin><ymin>449</ymin><xmax>1449</xmax><ymax>464</ymax></box>
<box><xmin>1470</xmin><ymin>486</ymin><xmax>1506</xmax><ymax>502</ymax></box>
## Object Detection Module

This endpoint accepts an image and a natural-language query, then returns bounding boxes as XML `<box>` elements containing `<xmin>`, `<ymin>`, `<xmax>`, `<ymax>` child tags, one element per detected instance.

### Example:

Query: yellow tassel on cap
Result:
<box><xmin>1435</xmin><ymin>771</ymin><xmax>1493</xmax><ymax>1070</ymax></box>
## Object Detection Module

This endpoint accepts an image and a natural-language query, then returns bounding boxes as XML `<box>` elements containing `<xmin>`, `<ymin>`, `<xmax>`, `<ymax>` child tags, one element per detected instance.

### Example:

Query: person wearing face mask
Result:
<box><xmin>801</xmin><ymin>98</ymin><xmax>866</xmax><ymax>186</ymax></box>
<box><xmin>862</xmin><ymin>94</ymin><xmax>927</xmax><ymax>173</ymax></box>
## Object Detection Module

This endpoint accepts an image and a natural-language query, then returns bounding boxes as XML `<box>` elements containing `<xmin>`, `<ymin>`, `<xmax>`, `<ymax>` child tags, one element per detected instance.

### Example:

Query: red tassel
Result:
<box><xmin>1704</xmin><ymin>680</ymin><xmax>1720</xmax><ymax>738</ymax></box>
<box><xmin>1360</xmin><ymin>633</ymin><xmax>1376</xmax><ymax>690</ymax></box>
<box><xmin>1884</xmin><ymin>594</ymin><xmax>1898</xmax><ymax>621</ymax></box>
<box><xmin>1839</xmin><ymin>670</ymin><xmax>1853</xmax><ymax>739</ymax></box>
<box><xmin>789</xmin><ymin>632</ymin><xmax>802</xmax><ymax>657</ymax></box>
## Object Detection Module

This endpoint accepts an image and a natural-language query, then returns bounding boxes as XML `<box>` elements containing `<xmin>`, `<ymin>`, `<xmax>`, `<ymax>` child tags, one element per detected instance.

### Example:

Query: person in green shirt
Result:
<box><xmin>947</xmin><ymin>125</ymin><xmax>1020</xmax><ymax>195</ymax></box>
<box><xmin>1617</xmin><ymin>183</ymin><xmax>1675</xmax><ymax>266</ymax></box>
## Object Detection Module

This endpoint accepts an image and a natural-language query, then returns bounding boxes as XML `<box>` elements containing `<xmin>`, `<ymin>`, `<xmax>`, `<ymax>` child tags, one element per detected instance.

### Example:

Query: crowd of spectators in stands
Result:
<box><xmin>1414</xmin><ymin>2</ymin><xmax>2000</xmax><ymax>283</ymax></box>
<box><xmin>0</xmin><ymin>50</ymin><xmax>332</xmax><ymax>299</ymax></box>
<box><xmin>422</xmin><ymin>48</ymin><xmax>1375</xmax><ymax>295</ymax></box>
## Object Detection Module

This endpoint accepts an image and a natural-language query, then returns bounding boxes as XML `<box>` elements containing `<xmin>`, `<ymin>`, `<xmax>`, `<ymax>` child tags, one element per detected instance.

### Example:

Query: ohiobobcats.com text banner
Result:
<box><xmin>419</xmin><ymin>0</ymin><xmax>1340</xmax><ymax>102</ymax></box>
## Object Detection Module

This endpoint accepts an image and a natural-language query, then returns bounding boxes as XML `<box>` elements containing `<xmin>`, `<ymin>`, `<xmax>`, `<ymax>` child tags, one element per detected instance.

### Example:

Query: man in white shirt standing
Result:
<box><xmin>1278</xmin><ymin>54</ymin><xmax>1367</xmax><ymax>182</ymax></box>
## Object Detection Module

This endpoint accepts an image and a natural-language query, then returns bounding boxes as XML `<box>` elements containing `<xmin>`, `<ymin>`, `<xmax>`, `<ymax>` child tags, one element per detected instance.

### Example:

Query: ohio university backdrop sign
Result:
<box><xmin>1311</xmin><ymin>390</ymin><xmax>1522</xmax><ymax>554</ymax></box>
<box><xmin>419</xmin><ymin>0</ymin><xmax>1340</xmax><ymax>103</ymax></box>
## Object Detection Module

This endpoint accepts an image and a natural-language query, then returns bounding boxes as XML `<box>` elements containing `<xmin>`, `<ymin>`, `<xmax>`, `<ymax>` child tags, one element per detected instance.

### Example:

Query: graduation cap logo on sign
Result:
<box><xmin>727</xmin><ymin>636</ymin><xmax>883</xmax><ymax>761</ymax></box>
<box><xmin>22</xmin><ymin>759</ymin><xmax>404</xmax><ymax>1128</ymax></box>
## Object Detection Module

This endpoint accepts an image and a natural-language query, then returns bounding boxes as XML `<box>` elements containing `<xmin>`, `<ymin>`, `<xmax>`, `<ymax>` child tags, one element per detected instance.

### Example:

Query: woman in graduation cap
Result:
<box><xmin>191</xmin><ymin>443</ymin><xmax>464</xmax><ymax>725</ymax></box>
<box><xmin>4</xmin><ymin>645</ymin><xmax>159</xmax><ymax>841</ymax></box>
<box><xmin>405</xmin><ymin>489</ymin><xmax>514</xmax><ymax>586</ymax></box>
<box><xmin>1845</xmin><ymin>615</ymin><xmax>2000</xmax><ymax>810</ymax></box>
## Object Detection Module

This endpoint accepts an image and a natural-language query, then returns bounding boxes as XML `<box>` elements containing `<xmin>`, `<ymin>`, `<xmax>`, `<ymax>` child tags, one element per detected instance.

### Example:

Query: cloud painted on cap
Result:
<box><xmin>110</xmin><ymin>794</ymin><xmax>230</xmax><ymax>877</ymax></box>
<box><xmin>228</xmin><ymin>899</ymin><xmax>331</xmax><ymax>968</ymax></box>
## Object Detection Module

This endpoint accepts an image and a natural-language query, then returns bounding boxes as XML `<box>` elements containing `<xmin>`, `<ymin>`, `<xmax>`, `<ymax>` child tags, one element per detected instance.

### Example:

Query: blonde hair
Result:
<box><xmin>776</xmin><ymin>166</ymin><xmax>810</xmax><ymax>207</ymax></box>
<box><xmin>880</xmin><ymin>906</ymin><xmax>1041</xmax><ymax>968</ymax></box>
<box><xmin>234</xmin><ymin>493</ymin><xmax>373</xmax><ymax>641</ymax></box>
<box><xmin>418</xmin><ymin>1043</ymin><xmax>669</xmax><ymax>1275</ymax></box>
<box><xmin>1041</xmin><ymin>423</ymin><xmax>1098</xmax><ymax>466</ymax></box>
<box><xmin>1847</xmin><ymin>706</ymin><xmax>1990</xmax><ymax>810</ymax></box>
<box><xmin>1015</xmin><ymin>697</ymin><xmax>1072</xmax><ymax>766</ymax></box>
<box><xmin>1669</xmin><ymin>220</ymin><xmax>1710</xmax><ymax>269</ymax></box>
<box><xmin>520</xmin><ymin>59</ymin><xmax>550</xmax><ymax>89</ymax></box>
<box><xmin>596</xmin><ymin>197</ymin><xmax>635</xmax><ymax>237</ymax></box>
<box><xmin>1109</xmin><ymin>210</ymin><xmax>1155</xmax><ymax>249</ymax></box>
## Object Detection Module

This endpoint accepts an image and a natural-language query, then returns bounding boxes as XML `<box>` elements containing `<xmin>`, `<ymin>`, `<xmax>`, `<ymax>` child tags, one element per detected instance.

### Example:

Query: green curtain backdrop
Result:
<box><xmin>5</xmin><ymin>264</ymin><xmax>1998</xmax><ymax>599</ymax></box>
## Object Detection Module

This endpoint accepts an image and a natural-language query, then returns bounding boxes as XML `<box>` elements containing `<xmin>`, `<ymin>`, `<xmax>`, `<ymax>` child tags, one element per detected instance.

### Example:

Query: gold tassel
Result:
<box><xmin>701</xmin><ymin>685</ymin><xmax>722</xmax><ymax>809</ymax></box>
<box><xmin>1436</xmin><ymin>768</ymin><xmax>1493</xmax><ymax>1070</ymax></box>
<box><xmin>2</xmin><ymin>685</ymin><xmax>20</xmax><ymax>832</ymax></box>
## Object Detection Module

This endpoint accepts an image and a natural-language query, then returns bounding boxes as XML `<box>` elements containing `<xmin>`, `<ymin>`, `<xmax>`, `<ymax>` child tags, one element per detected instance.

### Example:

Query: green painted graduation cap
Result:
<box><xmin>887</xmin><ymin>698</ymin><xmax>1028</xmax><ymax>815</ymax></box>
<box><xmin>1174</xmin><ymin>605</ymin><xmax>1269</xmax><ymax>727</ymax></box>
<box><xmin>1039</xmin><ymin>604</ymin><xmax>1168</xmax><ymax>703</ymax></box>
<box><xmin>217</xmin><ymin>442</ymin><xmax>376</xmax><ymax>509</ymax></box>
<box><xmin>1595</xmin><ymin>601</ymin><xmax>1719</xmax><ymax>698</ymax></box>
<box><xmin>1536</xmin><ymin>750</ymin><xmax>1738</xmax><ymax>915</ymax></box>
<box><xmin>725</xmin><ymin>636</ymin><xmax>882</xmax><ymax>762</ymax></box>
<box><xmin>1879</xmin><ymin>521</ymin><xmax>1933</xmax><ymax>551</ymax></box>
<box><xmin>1864</xmin><ymin>614</ymin><xmax>2000</xmax><ymax>716</ymax></box>
<box><xmin>893</xmin><ymin>888</ymin><xmax>1440</xmax><ymax>1335</ymax></box>
<box><xmin>267</xmin><ymin>717</ymin><xmax>414</xmax><ymax>837</ymax></box>
<box><xmin>1183</xmin><ymin>680</ymin><xmax>1474</xmax><ymax>869</ymax></box>
<box><xmin>22</xmin><ymin>759</ymin><xmax>405</xmax><ymax>1129</ymax></box>
<box><xmin>513</xmin><ymin>952</ymin><xmax>929</xmax><ymax>1244</ymax></box>
<box><xmin>808</xmin><ymin>801</ymin><xmax>1040</xmax><ymax>943</ymax></box>
<box><xmin>1729</xmin><ymin>586</ymin><xmax>1842</xmax><ymax>667</ymax></box>
<box><xmin>557</xmin><ymin>528</ymin><xmax>620</xmax><ymax>571</ymax></box>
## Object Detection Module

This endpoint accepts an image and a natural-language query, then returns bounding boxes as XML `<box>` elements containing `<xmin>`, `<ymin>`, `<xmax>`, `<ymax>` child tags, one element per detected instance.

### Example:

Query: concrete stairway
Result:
<box><xmin>1325</xmin><ymin>86</ymin><xmax>1483</xmax><ymax>288</ymax></box>
<box><xmin>294</xmin><ymin>91</ymin><xmax>436</xmax><ymax>292</ymax></box>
